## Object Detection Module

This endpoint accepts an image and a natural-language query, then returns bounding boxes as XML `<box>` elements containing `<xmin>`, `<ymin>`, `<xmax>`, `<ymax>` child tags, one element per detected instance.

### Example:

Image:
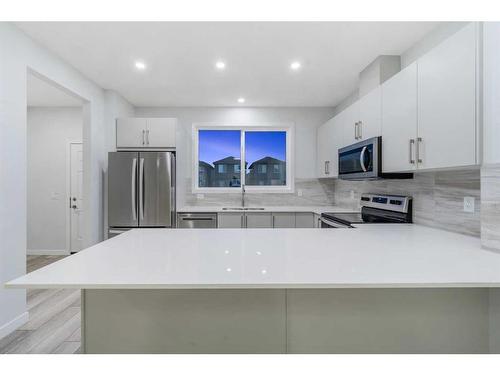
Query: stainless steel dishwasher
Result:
<box><xmin>177</xmin><ymin>213</ymin><xmax>217</xmax><ymax>228</ymax></box>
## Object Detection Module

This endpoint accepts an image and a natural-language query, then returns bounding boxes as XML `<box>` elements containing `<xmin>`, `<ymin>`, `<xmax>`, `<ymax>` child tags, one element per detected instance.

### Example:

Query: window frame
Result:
<box><xmin>192</xmin><ymin>123</ymin><xmax>294</xmax><ymax>194</ymax></box>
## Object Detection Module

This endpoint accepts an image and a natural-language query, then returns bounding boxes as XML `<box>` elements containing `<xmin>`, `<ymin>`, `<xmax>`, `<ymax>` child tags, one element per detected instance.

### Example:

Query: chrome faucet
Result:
<box><xmin>241</xmin><ymin>184</ymin><xmax>245</xmax><ymax>207</ymax></box>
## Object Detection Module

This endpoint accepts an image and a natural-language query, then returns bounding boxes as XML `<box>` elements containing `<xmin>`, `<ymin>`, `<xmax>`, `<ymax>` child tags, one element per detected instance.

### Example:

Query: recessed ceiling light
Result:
<box><xmin>290</xmin><ymin>61</ymin><xmax>301</xmax><ymax>71</ymax></box>
<box><xmin>215</xmin><ymin>61</ymin><xmax>226</xmax><ymax>70</ymax></box>
<box><xmin>134</xmin><ymin>61</ymin><xmax>147</xmax><ymax>71</ymax></box>
<box><xmin>237</xmin><ymin>97</ymin><xmax>245</xmax><ymax>103</ymax></box>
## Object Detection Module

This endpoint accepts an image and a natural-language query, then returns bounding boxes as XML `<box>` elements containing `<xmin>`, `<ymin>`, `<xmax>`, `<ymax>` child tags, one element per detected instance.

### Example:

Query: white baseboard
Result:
<box><xmin>27</xmin><ymin>249</ymin><xmax>70</xmax><ymax>256</ymax></box>
<box><xmin>0</xmin><ymin>312</ymin><xmax>29</xmax><ymax>340</ymax></box>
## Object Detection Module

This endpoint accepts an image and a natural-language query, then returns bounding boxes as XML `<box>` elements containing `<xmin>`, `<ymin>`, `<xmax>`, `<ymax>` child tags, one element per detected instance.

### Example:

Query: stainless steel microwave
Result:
<box><xmin>338</xmin><ymin>136</ymin><xmax>413</xmax><ymax>180</ymax></box>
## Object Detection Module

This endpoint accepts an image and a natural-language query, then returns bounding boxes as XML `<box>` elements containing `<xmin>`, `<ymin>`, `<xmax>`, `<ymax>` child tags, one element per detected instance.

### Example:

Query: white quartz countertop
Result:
<box><xmin>7</xmin><ymin>225</ymin><xmax>500</xmax><ymax>289</ymax></box>
<box><xmin>177</xmin><ymin>205</ymin><xmax>354</xmax><ymax>215</ymax></box>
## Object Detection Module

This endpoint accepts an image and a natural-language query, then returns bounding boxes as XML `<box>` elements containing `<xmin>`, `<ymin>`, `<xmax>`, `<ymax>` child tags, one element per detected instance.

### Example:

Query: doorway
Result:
<box><xmin>26</xmin><ymin>71</ymin><xmax>85</xmax><ymax>256</ymax></box>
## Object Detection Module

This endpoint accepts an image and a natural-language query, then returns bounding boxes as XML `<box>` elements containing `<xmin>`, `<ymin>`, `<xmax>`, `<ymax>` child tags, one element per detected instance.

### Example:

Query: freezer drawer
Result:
<box><xmin>108</xmin><ymin>228</ymin><xmax>132</xmax><ymax>239</ymax></box>
<box><xmin>177</xmin><ymin>213</ymin><xmax>217</xmax><ymax>228</ymax></box>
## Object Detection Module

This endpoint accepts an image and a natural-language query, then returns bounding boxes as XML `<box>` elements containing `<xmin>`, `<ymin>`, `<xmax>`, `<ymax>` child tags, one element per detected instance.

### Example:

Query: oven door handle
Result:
<box><xmin>359</xmin><ymin>146</ymin><xmax>368</xmax><ymax>172</ymax></box>
<box><xmin>319</xmin><ymin>216</ymin><xmax>351</xmax><ymax>228</ymax></box>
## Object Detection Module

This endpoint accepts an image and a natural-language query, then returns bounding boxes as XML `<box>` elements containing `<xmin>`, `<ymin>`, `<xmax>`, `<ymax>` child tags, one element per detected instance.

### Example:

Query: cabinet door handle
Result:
<box><xmin>324</xmin><ymin>161</ymin><xmax>330</xmax><ymax>175</ymax></box>
<box><xmin>146</xmin><ymin>129</ymin><xmax>150</xmax><ymax>145</ymax></box>
<box><xmin>354</xmin><ymin>122</ymin><xmax>358</xmax><ymax>140</ymax></box>
<box><xmin>142</xmin><ymin>130</ymin><xmax>145</xmax><ymax>145</ymax></box>
<box><xmin>416</xmin><ymin>137</ymin><xmax>423</xmax><ymax>164</ymax></box>
<box><xmin>409</xmin><ymin>139</ymin><xmax>415</xmax><ymax>164</ymax></box>
<box><xmin>358</xmin><ymin>121</ymin><xmax>362</xmax><ymax>139</ymax></box>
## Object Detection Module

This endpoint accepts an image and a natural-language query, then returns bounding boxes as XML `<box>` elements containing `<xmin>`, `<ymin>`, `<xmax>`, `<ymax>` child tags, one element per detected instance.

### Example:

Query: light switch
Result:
<box><xmin>297</xmin><ymin>189</ymin><xmax>303</xmax><ymax>197</ymax></box>
<box><xmin>463</xmin><ymin>197</ymin><xmax>475</xmax><ymax>213</ymax></box>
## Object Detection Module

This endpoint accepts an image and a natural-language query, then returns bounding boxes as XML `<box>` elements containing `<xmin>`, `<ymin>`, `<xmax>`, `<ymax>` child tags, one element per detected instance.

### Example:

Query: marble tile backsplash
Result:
<box><xmin>183</xmin><ymin>178</ymin><xmax>336</xmax><ymax>207</ymax></box>
<box><xmin>481</xmin><ymin>164</ymin><xmax>500</xmax><ymax>250</ymax></box>
<box><xmin>332</xmin><ymin>169</ymin><xmax>481</xmax><ymax>237</ymax></box>
<box><xmin>182</xmin><ymin>169</ymin><xmax>481</xmax><ymax>237</ymax></box>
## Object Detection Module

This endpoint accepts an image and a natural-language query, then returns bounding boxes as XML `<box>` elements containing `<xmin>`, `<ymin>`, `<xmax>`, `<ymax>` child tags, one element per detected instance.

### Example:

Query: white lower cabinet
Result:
<box><xmin>217</xmin><ymin>213</ymin><xmax>244</xmax><ymax>228</ymax></box>
<box><xmin>272</xmin><ymin>213</ymin><xmax>296</xmax><ymax>228</ymax></box>
<box><xmin>217</xmin><ymin>212</ymin><xmax>316</xmax><ymax>228</ymax></box>
<box><xmin>295</xmin><ymin>213</ymin><xmax>315</xmax><ymax>228</ymax></box>
<box><xmin>245</xmin><ymin>213</ymin><xmax>273</xmax><ymax>228</ymax></box>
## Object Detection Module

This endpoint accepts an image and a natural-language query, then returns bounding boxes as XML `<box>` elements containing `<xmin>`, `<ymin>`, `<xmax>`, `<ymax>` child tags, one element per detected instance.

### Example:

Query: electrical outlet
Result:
<box><xmin>197</xmin><ymin>194</ymin><xmax>205</xmax><ymax>200</ymax></box>
<box><xmin>350</xmin><ymin>190</ymin><xmax>355</xmax><ymax>200</ymax></box>
<box><xmin>463</xmin><ymin>196</ymin><xmax>475</xmax><ymax>213</ymax></box>
<box><xmin>297</xmin><ymin>189</ymin><xmax>303</xmax><ymax>197</ymax></box>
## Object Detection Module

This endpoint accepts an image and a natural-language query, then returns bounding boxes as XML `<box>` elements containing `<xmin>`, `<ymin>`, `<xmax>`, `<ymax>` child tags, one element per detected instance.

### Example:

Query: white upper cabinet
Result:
<box><xmin>116</xmin><ymin>118</ymin><xmax>147</xmax><ymax>148</ymax></box>
<box><xmin>417</xmin><ymin>23</ymin><xmax>477</xmax><ymax>170</ymax></box>
<box><xmin>382</xmin><ymin>62</ymin><xmax>418</xmax><ymax>172</ymax></box>
<box><xmin>358</xmin><ymin>86</ymin><xmax>382</xmax><ymax>141</ymax></box>
<box><xmin>145</xmin><ymin>118</ymin><xmax>177</xmax><ymax>148</ymax></box>
<box><xmin>339</xmin><ymin>101</ymin><xmax>359</xmax><ymax>146</ymax></box>
<box><xmin>116</xmin><ymin>118</ymin><xmax>177</xmax><ymax>149</ymax></box>
<box><xmin>317</xmin><ymin>118</ymin><xmax>335</xmax><ymax>177</ymax></box>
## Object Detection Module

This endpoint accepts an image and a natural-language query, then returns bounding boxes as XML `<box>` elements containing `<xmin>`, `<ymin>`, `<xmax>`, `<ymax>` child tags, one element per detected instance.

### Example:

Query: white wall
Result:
<box><xmin>27</xmin><ymin>107</ymin><xmax>82</xmax><ymax>254</ymax></box>
<box><xmin>134</xmin><ymin>107</ymin><xmax>336</xmax><ymax>206</ymax></box>
<box><xmin>0</xmin><ymin>23</ymin><xmax>107</xmax><ymax>339</ymax></box>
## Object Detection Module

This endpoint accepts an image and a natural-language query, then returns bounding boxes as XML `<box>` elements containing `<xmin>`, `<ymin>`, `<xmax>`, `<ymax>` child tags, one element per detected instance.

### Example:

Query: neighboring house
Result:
<box><xmin>198</xmin><ymin>161</ymin><xmax>214</xmax><ymax>187</ymax></box>
<box><xmin>247</xmin><ymin>156</ymin><xmax>286</xmax><ymax>186</ymax></box>
<box><xmin>201</xmin><ymin>156</ymin><xmax>245</xmax><ymax>187</ymax></box>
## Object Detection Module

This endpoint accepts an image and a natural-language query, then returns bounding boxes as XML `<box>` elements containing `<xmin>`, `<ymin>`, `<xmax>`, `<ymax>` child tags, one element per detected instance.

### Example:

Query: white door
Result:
<box><xmin>358</xmin><ymin>86</ymin><xmax>382</xmax><ymax>140</ymax></box>
<box><xmin>70</xmin><ymin>143</ymin><xmax>84</xmax><ymax>252</ymax></box>
<box><xmin>146</xmin><ymin>118</ymin><xmax>176</xmax><ymax>148</ymax></box>
<box><xmin>417</xmin><ymin>23</ymin><xmax>477</xmax><ymax>170</ymax></box>
<box><xmin>381</xmin><ymin>62</ymin><xmax>418</xmax><ymax>172</ymax></box>
<box><xmin>116</xmin><ymin>118</ymin><xmax>147</xmax><ymax>148</ymax></box>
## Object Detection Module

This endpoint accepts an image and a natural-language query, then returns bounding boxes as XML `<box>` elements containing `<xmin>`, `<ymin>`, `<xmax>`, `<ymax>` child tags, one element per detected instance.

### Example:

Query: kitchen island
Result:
<box><xmin>7</xmin><ymin>225</ymin><xmax>500</xmax><ymax>353</ymax></box>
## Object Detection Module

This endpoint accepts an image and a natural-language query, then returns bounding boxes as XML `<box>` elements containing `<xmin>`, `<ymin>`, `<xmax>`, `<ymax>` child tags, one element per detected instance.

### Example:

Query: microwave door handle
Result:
<box><xmin>360</xmin><ymin>146</ymin><xmax>367</xmax><ymax>172</ymax></box>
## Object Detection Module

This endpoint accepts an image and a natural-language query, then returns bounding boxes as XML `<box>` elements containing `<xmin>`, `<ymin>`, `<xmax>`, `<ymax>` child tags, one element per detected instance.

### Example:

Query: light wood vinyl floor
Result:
<box><xmin>0</xmin><ymin>255</ymin><xmax>81</xmax><ymax>354</ymax></box>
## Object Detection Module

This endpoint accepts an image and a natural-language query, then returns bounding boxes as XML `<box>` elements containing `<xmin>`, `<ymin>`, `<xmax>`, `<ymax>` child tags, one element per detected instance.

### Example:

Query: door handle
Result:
<box><xmin>131</xmin><ymin>158</ymin><xmax>137</xmax><ymax>221</ymax></box>
<box><xmin>139</xmin><ymin>158</ymin><xmax>145</xmax><ymax>221</ymax></box>
<box><xmin>409</xmin><ymin>139</ymin><xmax>415</xmax><ymax>164</ymax></box>
<box><xmin>360</xmin><ymin>146</ymin><xmax>367</xmax><ymax>172</ymax></box>
<box><xmin>416</xmin><ymin>137</ymin><xmax>423</xmax><ymax>164</ymax></box>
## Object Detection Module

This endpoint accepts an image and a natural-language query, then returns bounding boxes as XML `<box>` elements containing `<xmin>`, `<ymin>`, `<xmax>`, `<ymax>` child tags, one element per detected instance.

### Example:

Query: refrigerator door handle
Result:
<box><xmin>131</xmin><ymin>158</ymin><xmax>137</xmax><ymax>221</ymax></box>
<box><xmin>139</xmin><ymin>158</ymin><xmax>145</xmax><ymax>221</ymax></box>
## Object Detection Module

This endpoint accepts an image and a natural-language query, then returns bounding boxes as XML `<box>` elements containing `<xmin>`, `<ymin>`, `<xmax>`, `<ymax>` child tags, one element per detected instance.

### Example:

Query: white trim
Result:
<box><xmin>0</xmin><ymin>312</ymin><xmax>29</xmax><ymax>340</ymax></box>
<box><xmin>192</xmin><ymin>123</ymin><xmax>295</xmax><ymax>194</ymax></box>
<box><xmin>27</xmin><ymin>249</ymin><xmax>69</xmax><ymax>256</ymax></box>
<box><xmin>67</xmin><ymin>141</ymin><xmax>83</xmax><ymax>253</ymax></box>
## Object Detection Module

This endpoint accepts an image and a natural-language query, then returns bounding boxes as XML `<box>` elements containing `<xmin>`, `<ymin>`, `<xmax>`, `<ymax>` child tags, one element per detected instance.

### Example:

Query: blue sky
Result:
<box><xmin>199</xmin><ymin>130</ymin><xmax>286</xmax><ymax>169</ymax></box>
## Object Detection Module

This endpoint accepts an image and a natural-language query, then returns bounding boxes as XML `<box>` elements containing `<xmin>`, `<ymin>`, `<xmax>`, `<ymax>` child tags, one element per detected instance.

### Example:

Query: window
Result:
<box><xmin>194</xmin><ymin>125</ymin><xmax>292</xmax><ymax>192</ymax></box>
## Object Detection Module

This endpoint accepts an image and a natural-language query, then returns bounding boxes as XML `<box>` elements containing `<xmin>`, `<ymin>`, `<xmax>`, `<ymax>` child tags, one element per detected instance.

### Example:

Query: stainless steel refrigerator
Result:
<box><xmin>108</xmin><ymin>151</ymin><xmax>175</xmax><ymax>238</ymax></box>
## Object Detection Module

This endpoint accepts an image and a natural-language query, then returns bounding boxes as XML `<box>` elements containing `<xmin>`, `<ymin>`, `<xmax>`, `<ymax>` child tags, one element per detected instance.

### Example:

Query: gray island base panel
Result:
<box><xmin>82</xmin><ymin>288</ymin><xmax>491</xmax><ymax>354</ymax></box>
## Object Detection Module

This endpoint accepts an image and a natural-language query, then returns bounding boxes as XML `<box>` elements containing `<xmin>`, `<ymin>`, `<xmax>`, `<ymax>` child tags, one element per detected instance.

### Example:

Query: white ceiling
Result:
<box><xmin>27</xmin><ymin>72</ymin><xmax>83</xmax><ymax>107</ymax></box>
<box><xmin>17</xmin><ymin>22</ymin><xmax>440</xmax><ymax>107</ymax></box>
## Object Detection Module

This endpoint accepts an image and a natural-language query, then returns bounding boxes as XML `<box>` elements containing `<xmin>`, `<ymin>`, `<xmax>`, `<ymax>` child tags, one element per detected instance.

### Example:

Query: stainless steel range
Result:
<box><xmin>320</xmin><ymin>194</ymin><xmax>412</xmax><ymax>228</ymax></box>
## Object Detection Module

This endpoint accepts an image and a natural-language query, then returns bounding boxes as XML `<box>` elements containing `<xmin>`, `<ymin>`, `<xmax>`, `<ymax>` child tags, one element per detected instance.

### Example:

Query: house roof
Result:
<box><xmin>248</xmin><ymin>156</ymin><xmax>285</xmax><ymax>169</ymax></box>
<box><xmin>198</xmin><ymin>161</ymin><xmax>214</xmax><ymax>169</ymax></box>
<box><xmin>213</xmin><ymin>156</ymin><xmax>241</xmax><ymax>165</ymax></box>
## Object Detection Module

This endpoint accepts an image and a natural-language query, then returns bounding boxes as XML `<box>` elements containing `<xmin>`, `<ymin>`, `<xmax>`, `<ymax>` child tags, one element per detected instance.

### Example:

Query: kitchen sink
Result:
<box><xmin>222</xmin><ymin>207</ymin><xmax>265</xmax><ymax>211</ymax></box>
